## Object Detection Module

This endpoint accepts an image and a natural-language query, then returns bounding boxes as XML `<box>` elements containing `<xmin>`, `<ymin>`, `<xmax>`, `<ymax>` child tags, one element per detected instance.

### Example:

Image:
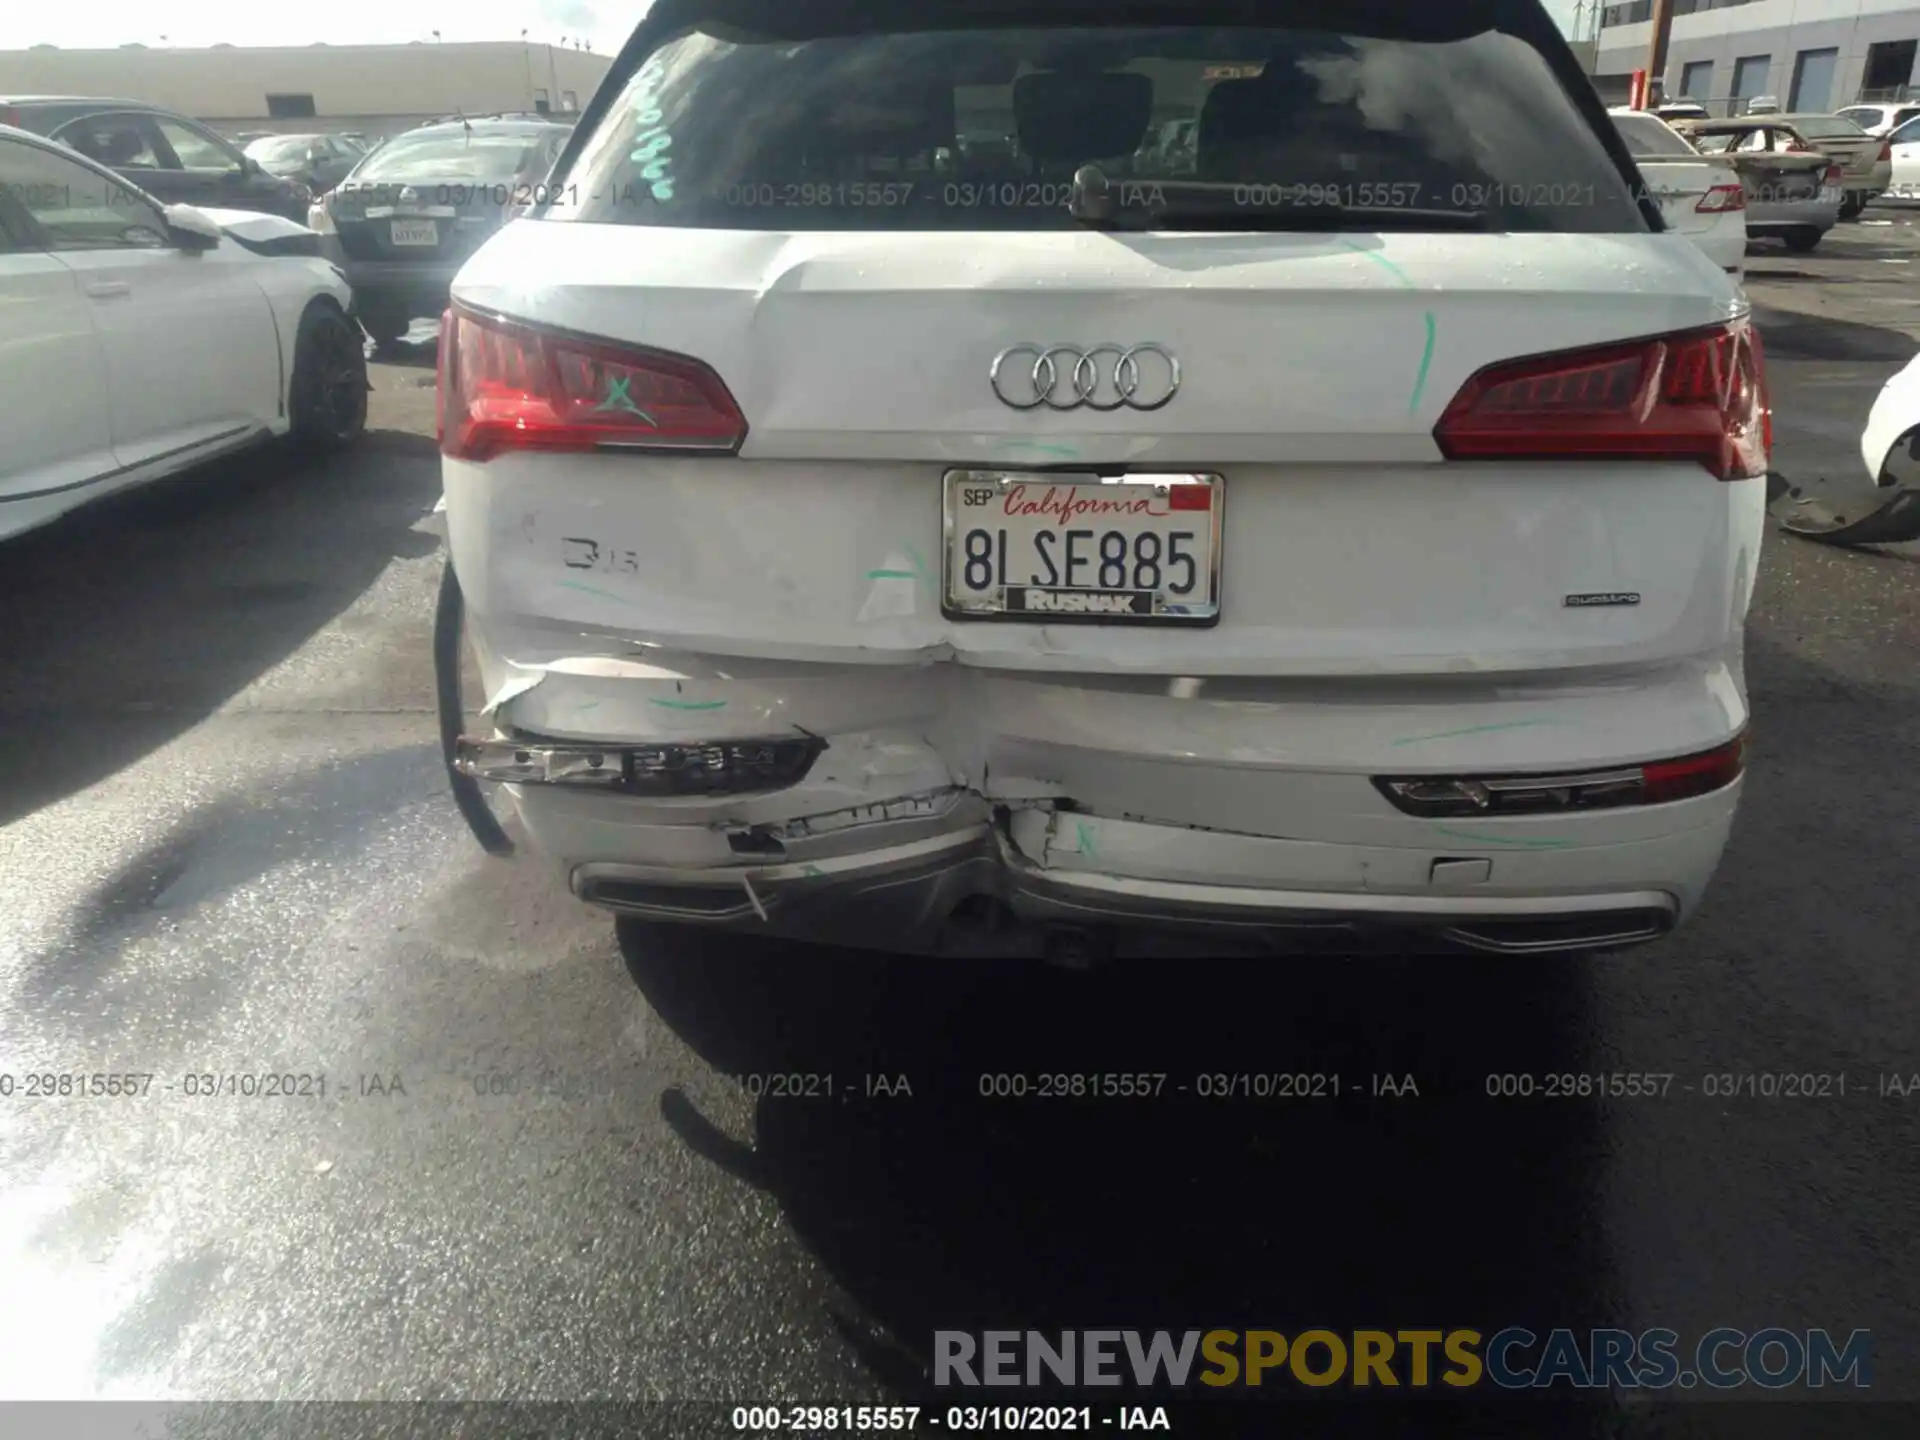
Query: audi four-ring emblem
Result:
<box><xmin>989</xmin><ymin>343</ymin><xmax>1181</xmax><ymax>412</ymax></box>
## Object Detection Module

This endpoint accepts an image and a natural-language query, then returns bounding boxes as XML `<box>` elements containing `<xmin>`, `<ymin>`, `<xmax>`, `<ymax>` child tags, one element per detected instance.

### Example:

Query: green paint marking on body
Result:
<box><xmin>801</xmin><ymin>864</ymin><xmax>826</xmax><ymax>878</ymax></box>
<box><xmin>558</xmin><ymin>579</ymin><xmax>633</xmax><ymax>604</ymax></box>
<box><xmin>1334</xmin><ymin>241</ymin><xmax>1434</xmax><ymax>412</ymax></box>
<box><xmin>593</xmin><ymin>373</ymin><xmax>657</xmax><ymax>423</ymax></box>
<box><xmin>1075</xmin><ymin>821</ymin><xmax>1100</xmax><ymax>860</ymax></box>
<box><xmin>648</xmin><ymin>697</ymin><xmax>728</xmax><ymax>711</ymax></box>
<box><xmin>1430</xmin><ymin>825</ymin><xmax>1576</xmax><ymax>850</ymax></box>
<box><xmin>1391</xmin><ymin>719</ymin><xmax>1564</xmax><ymax>747</ymax></box>
<box><xmin>1339</xmin><ymin>239</ymin><xmax>1416</xmax><ymax>289</ymax></box>
<box><xmin>999</xmin><ymin>440</ymin><xmax>1080</xmax><ymax>458</ymax></box>
<box><xmin>1410</xmin><ymin>312</ymin><xmax>1437</xmax><ymax>415</ymax></box>
<box><xmin>866</xmin><ymin>569</ymin><xmax>917</xmax><ymax>580</ymax></box>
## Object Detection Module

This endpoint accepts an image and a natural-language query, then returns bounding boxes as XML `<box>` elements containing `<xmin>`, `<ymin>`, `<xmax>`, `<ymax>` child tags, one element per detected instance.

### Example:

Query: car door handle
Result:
<box><xmin>83</xmin><ymin>281</ymin><xmax>132</xmax><ymax>299</ymax></box>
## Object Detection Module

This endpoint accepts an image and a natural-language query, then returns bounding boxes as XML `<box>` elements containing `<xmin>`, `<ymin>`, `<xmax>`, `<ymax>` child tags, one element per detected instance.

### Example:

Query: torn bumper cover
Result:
<box><xmin>455</xmin><ymin>719</ymin><xmax>1723</xmax><ymax>955</ymax></box>
<box><xmin>437</xmin><ymin>576</ymin><xmax>1734</xmax><ymax>956</ymax></box>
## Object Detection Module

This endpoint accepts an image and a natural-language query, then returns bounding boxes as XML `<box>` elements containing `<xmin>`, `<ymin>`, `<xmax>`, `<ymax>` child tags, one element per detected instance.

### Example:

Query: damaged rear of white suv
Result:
<box><xmin>437</xmin><ymin>0</ymin><xmax>1768</xmax><ymax>958</ymax></box>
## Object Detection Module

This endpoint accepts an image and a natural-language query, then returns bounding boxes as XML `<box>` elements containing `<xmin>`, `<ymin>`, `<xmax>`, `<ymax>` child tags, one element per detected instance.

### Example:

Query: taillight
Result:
<box><xmin>438</xmin><ymin>304</ymin><xmax>747</xmax><ymax>462</ymax></box>
<box><xmin>1375</xmin><ymin>735</ymin><xmax>1746</xmax><ymax>817</ymax></box>
<box><xmin>1824</xmin><ymin>162</ymin><xmax>1844</xmax><ymax>185</ymax></box>
<box><xmin>1642</xmin><ymin>735</ymin><xmax>1746</xmax><ymax>804</ymax></box>
<box><xmin>1696</xmin><ymin>182</ymin><xmax>1745</xmax><ymax>213</ymax></box>
<box><xmin>1881</xmin><ymin>139</ymin><xmax>1894</xmax><ymax>162</ymax></box>
<box><xmin>1433</xmin><ymin>318</ymin><xmax>1769</xmax><ymax>481</ymax></box>
<box><xmin>0</xmin><ymin>106</ymin><xmax>19</xmax><ymax>128</ymax></box>
<box><xmin>434</xmin><ymin>308</ymin><xmax>453</xmax><ymax>445</ymax></box>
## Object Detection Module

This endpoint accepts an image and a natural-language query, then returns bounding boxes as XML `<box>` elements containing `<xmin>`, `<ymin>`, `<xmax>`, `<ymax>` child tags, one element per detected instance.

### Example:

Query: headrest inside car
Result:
<box><xmin>1012</xmin><ymin>71</ymin><xmax>1154</xmax><ymax>164</ymax></box>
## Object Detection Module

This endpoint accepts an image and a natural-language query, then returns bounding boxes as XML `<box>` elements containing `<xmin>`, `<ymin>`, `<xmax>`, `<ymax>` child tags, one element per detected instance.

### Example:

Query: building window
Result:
<box><xmin>1863</xmin><ymin>39</ymin><xmax>1918</xmax><ymax>98</ymax></box>
<box><xmin>1788</xmin><ymin>47</ymin><xmax>1838</xmax><ymax>112</ymax></box>
<box><xmin>266</xmin><ymin>93</ymin><xmax>317</xmax><ymax>118</ymax></box>
<box><xmin>1680</xmin><ymin>60</ymin><xmax>1714</xmax><ymax>99</ymax></box>
<box><xmin>562</xmin><ymin>90</ymin><xmax>578</xmax><ymax>111</ymax></box>
<box><xmin>1732</xmin><ymin>54</ymin><xmax>1772</xmax><ymax>102</ymax></box>
<box><xmin>534</xmin><ymin>87</ymin><xmax>551</xmax><ymax>115</ymax></box>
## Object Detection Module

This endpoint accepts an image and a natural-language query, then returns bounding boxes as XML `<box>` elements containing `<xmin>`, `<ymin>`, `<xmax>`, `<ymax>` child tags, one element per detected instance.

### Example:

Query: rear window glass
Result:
<box><xmin>1791</xmin><ymin>118</ymin><xmax>1867</xmax><ymax>139</ymax></box>
<box><xmin>1836</xmin><ymin>107</ymin><xmax>1884</xmax><ymax>127</ymax></box>
<box><xmin>1689</xmin><ymin>131</ymin><xmax>1741</xmax><ymax>154</ymax></box>
<box><xmin>1611</xmin><ymin>113</ymin><xmax>1698</xmax><ymax>158</ymax></box>
<box><xmin>247</xmin><ymin>136</ymin><xmax>317</xmax><ymax>163</ymax></box>
<box><xmin>351</xmin><ymin>132</ymin><xmax>551</xmax><ymax>185</ymax></box>
<box><xmin>547</xmin><ymin>22</ymin><xmax>1644</xmax><ymax>233</ymax></box>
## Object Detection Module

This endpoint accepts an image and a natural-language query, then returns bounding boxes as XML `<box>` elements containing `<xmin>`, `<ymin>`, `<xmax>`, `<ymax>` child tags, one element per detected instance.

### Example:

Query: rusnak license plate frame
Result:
<box><xmin>940</xmin><ymin>469</ymin><xmax>1224</xmax><ymax>627</ymax></box>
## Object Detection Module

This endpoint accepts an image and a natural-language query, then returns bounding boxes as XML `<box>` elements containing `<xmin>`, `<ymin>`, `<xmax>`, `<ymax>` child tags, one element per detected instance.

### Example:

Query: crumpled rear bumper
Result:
<box><xmin>448</xmin><ymin>642</ymin><xmax>1742</xmax><ymax>956</ymax></box>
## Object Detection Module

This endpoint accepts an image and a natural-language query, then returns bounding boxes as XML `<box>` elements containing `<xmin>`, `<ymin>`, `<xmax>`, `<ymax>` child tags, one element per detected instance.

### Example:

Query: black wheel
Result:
<box><xmin>287</xmin><ymin>301</ymin><xmax>368</xmax><ymax>451</ymax></box>
<box><xmin>1839</xmin><ymin>194</ymin><xmax>1866</xmax><ymax>221</ymax></box>
<box><xmin>357</xmin><ymin>303</ymin><xmax>410</xmax><ymax>351</ymax></box>
<box><xmin>1782</xmin><ymin>227</ymin><xmax>1823</xmax><ymax>253</ymax></box>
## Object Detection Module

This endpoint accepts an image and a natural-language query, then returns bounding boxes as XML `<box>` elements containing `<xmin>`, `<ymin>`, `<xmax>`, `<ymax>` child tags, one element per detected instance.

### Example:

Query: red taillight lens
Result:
<box><xmin>1433</xmin><ymin>318</ymin><xmax>1769</xmax><ymax>481</ymax></box>
<box><xmin>1880</xmin><ymin>140</ymin><xmax>1894</xmax><ymax>162</ymax></box>
<box><xmin>1642</xmin><ymin>735</ymin><xmax>1745</xmax><ymax>804</ymax></box>
<box><xmin>1824</xmin><ymin>162</ymin><xmax>1844</xmax><ymax>185</ymax></box>
<box><xmin>1697</xmin><ymin>182</ymin><xmax>1746</xmax><ymax>213</ymax></box>
<box><xmin>434</xmin><ymin>307</ymin><xmax>453</xmax><ymax>445</ymax></box>
<box><xmin>1374</xmin><ymin>734</ymin><xmax>1746</xmax><ymax>817</ymax></box>
<box><xmin>438</xmin><ymin>304</ymin><xmax>746</xmax><ymax>462</ymax></box>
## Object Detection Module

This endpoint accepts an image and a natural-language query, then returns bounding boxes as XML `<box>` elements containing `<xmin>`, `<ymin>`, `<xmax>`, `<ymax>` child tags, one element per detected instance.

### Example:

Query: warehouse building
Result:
<box><xmin>1594</xmin><ymin>0</ymin><xmax>1920</xmax><ymax>114</ymax></box>
<box><xmin>0</xmin><ymin>42</ymin><xmax>616</xmax><ymax>140</ymax></box>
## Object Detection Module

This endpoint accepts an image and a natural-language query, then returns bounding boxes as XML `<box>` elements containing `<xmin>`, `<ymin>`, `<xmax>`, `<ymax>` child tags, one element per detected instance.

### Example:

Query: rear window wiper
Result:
<box><xmin>1065</xmin><ymin>165</ymin><xmax>1488</xmax><ymax>232</ymax></box>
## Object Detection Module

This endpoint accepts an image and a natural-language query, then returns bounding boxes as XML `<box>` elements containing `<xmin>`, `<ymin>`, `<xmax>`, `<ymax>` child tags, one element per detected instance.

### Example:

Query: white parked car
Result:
<box><xmin>1880</xmin><ymin>113</ymin><xmax>1920</xmax><ymax>203</ymax></box>
<box><xmin>1835</xmin><ymin>102</ymin><xmax>1920</xmax><ymax>139</ymax></box>
<box><xmin>1608</xmin><ymin>107</ymin><xmax>1748</xmax><ymax>273</ymax></box>
<box><xmin>1770</xmin><ymin>349</ymin><xmax>1920</xmax><ymax>546</ymax></box>
<box><xmin>438</xmin><ymin>0</ymin><xmax>1767</xmax><ymax>959</ymax></box>
<box><xmin>0</xmin><ymin>124</ymin><xmax>366</xmax><ymax>544</ymax></box>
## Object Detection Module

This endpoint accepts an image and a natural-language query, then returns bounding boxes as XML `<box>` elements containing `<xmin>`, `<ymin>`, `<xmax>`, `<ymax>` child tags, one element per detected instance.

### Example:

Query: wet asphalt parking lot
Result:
<box><xmin>2</xmin><ymin>214</ymin><xmax>1919</xmax><ymax>1438</ymax></box>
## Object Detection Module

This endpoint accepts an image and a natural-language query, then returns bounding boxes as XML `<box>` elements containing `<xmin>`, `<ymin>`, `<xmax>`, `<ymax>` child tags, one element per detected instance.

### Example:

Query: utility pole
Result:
<box><xmin>1645</xmin><ymin>0</ymin><xmax>1676</xmax><ymax>105</ymax></box>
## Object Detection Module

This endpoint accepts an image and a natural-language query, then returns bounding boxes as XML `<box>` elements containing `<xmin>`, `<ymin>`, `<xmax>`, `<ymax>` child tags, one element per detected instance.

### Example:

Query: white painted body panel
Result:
<box><xmin>446</xmin><ymin>221</ymin><xmax>1763</xmax><ymax>940</ymax></box>
<box><xmin>1860</xmin><ymin>348</ymin><xmax>1920</xmax><ymax>478</ymax></box>
<box><xmin>0</xmin><ymin>254</ymin><xmax>117</xmax><ymax>523</ymax></box>
<box><xmin>1633</xmin><ymin>158</ymin><xmax>1749</xmax><ymax>271</ymax></box>
<box><xmin>0</xmin><ymin>209</ymin><xmax>350</xmax><ymax>544</ymax></box>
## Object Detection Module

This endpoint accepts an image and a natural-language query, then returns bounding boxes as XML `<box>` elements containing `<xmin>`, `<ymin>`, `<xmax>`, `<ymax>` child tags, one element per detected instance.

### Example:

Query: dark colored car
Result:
<box><xmin>244</xmin><ymin>132</ymin><xmax>368</xmax><ymax>195</ymax></box>
<box><xmin>311</xmin><ymin>116</ymin><xmax>572</xmax><ymax>347</ymax></box>
<box><xmin>0</xmin><ymin>96</ymin><xmax>311</xmax><ymax>222</ymax></box>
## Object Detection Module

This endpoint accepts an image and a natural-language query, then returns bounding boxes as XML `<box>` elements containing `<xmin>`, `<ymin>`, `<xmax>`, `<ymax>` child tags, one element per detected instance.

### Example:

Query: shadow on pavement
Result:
<box><xmin>1751</xmin><ymin>305</ymin><xmax>1918</xmax><ymax>363</ymax></box>
<box><xmin>0</xmin><ymin>431</ymin><xmax>440</xmax><ymax>829</ymax></box>
<box><xmin>620</xmin><ymin>922</ymin><xmax>1617</xmax><ymax>1432</ymax></box>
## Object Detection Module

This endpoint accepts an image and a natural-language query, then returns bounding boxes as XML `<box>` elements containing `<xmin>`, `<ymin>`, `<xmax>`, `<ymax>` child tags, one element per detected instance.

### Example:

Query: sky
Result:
<box><xmin>14</xmin><ymin>0</ymin><xmax>1590</xmax><ymax>52</ymax></box>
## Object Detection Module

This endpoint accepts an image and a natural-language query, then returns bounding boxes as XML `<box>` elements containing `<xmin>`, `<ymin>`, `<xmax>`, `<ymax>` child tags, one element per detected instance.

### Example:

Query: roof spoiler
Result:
<box><xmin>642</xmin><ymin>0</ymin><xmax>1530</xmax><ymax>45</ymax></box>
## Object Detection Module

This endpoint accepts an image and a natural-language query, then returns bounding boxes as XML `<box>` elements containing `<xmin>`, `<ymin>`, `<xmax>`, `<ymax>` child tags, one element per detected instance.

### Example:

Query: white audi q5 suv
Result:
<box><xmin>437</xmin><ymin>0</ymin><xmax>1767</xmax><ymax>958</ymax></box>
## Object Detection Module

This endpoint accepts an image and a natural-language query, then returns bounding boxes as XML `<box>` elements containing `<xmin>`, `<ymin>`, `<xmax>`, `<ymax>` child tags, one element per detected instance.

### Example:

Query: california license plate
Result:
<box><xmin>942</xmin><ymin>470</ymin><xmax>1222</xmax><ymax>624</ymax></box>
<box><xmin>390</xmin><ymin>220</ymin><xmax>438</xmax><ymax>246</ymax></box>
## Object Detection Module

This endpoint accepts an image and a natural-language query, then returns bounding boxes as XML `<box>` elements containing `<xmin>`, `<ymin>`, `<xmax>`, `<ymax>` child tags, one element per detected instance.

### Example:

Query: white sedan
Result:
<box><xmin>1609</xmin><ymin>107</ymin><xmax>1748</xmax><ymax>273</ymax></box>
<box><xmin>1770</xmin><ymin>350</ymin><xmax>1920</xmax><ymax>546</ymax></box>
<box><xmin>0</xmin><ymin>124</ymin><xmax>366</xmax><ymax>544</ymax></box>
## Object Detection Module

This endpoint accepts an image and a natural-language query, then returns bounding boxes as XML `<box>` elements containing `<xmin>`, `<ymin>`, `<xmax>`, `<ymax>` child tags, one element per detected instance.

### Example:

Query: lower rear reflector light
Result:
<box><xmin>1375</xmin><ymin>736</ymin><xmax>1745</xmax><ymax>817</ymax></box>
<box><xmin>1434</xmin><ymin>317</ymin><xmax>1769</xmax><ymax>480</ymax></box>
<box><xmin>455</xmin><ymin>735</ymin><xmax>823</xmax><ymax>795</ymax></box>
<box><xmin>438</xmin><ymin>304</ymin><xmax>747</xmax><ymax>462</ymax></box>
